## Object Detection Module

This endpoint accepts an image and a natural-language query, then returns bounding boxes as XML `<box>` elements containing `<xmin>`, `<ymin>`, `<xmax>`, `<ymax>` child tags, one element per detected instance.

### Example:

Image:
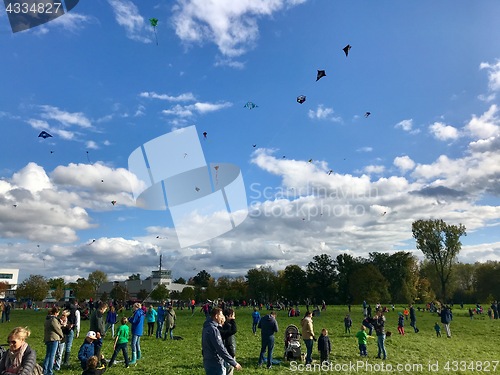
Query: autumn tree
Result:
<box><xmin>412</xmin><ymin>219</ymin><xmax>466</xmax><ymax>301</ymax></box>
<box><xmin>192</xmin><ymin>270</ymin><xmax>212</xmax><ymax>288</ymax></box>
<box><xmin>73</xmin><ymin>278</ymin><xmax>94</xmax><ymax>300</ymax></box>
<box><xmin>16</xmin><ymin>275</ymin><xmax>49</xmax><ymax>302</ymax></box>
<box><xmin>349</xmin><ymin>264</ymin><xmax>390</xmax><ymax>304</ymax></box>
<box><xmin>110</xmin><ymin>284</ymin><xmax>127</xmax><ymax>301</ymax></box>
<box><xmin>246</xmin><ymin>267</ymin><xmax>278</xmax><ymax>302</ymax></box>
<box><xmin>0</xmin><ymin>282</ymin><xmax>9</xmax><ymax>297</ymax></box>
<box><xmin>280</xmin><ymin>265</ymin><xmax>308</xmax><ymax>302</ymax></box>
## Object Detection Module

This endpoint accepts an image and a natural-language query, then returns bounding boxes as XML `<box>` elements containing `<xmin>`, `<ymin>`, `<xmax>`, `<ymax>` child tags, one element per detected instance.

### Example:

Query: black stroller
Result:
<box><xmin>284</xmin><ymin>324</ymin><xmax>302</xmax><ymax>361</ymax></box>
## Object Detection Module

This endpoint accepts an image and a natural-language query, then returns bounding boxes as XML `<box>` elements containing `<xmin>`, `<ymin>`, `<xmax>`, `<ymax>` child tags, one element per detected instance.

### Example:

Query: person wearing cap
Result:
<box><xmin>78</xmin><ymin>331</ymin><xmax>100</xmax><ymax>370</ymax></box>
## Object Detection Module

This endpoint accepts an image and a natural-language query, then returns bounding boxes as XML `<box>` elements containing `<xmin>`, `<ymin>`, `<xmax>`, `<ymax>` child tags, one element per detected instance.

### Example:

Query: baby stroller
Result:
<box><xmin>284</xmin><ymin>324</ymin><xmax>302</xmax><ymax>361</ymax></box>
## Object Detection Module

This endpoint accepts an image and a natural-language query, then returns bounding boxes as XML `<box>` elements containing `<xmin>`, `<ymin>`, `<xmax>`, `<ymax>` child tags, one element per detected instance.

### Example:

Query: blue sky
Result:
<box><xmin>1</xmin><ymin>0</ymin><xmax>499</xmax><ymax>283</ymax></box>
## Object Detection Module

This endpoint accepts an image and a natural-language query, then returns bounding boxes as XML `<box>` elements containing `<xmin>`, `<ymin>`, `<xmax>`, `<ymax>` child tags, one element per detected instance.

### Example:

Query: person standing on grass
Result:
<box><xmin>202</xmin><ymin>307</ymin><xmax>241</xmax><ymax>375</ymax></box>
<box><xmin>355</xmin><ymin>325</ymin><xmax>369</xmax><ymax>357</ymax></box>
<box><xmin>104</xmin><ymin>306</ymin><xmax>117</xmax><ymax>338</ymax></box>
<box><xmin>219</xmin><ymin>309</ymin><xmax>237</xmax><ymax>375</ymax></box>
<box><xmin>257</xmin><ymin>311</ymin><xmax>279</xmax><ymax>369</ymax></box>
<box><xmin>156</xmin><ymin>301</ymin><xmax>166</xmax><ymax>339</ymax></box>
<box><xmin>43</xmin><ymin>306</ymin><xmax>64</xmax><ymax>375</ymax></box>
<box><xmin>108</xmin><ymin>317</ymin><xmax>130</xmax><ymax>368</ymax></box>
<box><xmin>440</xmin><ymin>305</ymin><xmax>453</xmax><ymax>338</ymax></box>
<box><xmin>89</xmin><ymin>302</ymin><xmax>107</xmax><ymax>361</ymax></box>
<box><xmin>373</xmin><ymin>311</ymin><xmax>387</xmax><ymax>360</ymax></box>
<box><xmin>128</xmin><ymin>302</ymin><xmax>145</xmax><ymax>364</ymax></box>
<box><xmin>344</xmin><ymin>314</ymin><xmax>352</xmax><ymax>334</ymax></box>
<box><xmin>317</xmin><ymin>328</ymin><xmax>331</xmax><ymax>364</ymax></box>
<box><xmin>434</xmin><ymin>322</ymin><xmax>441</xmax><ymax>337</ymax></box>
<box><xmin>164</xmin><ymin>305</ymin><xmax>176</xmax><ymax>340</ymax></box>
<box><xmin>146</xmin><ymin>305</ymin><xmax>157</xmax><ymax>337</ymax></box>
<box><xmin>251</xmin><ymin>308</ymin><xmax>260</xmax><ymax>335</ymax></box>
<box><xmin>397</xmin><ymin>312</ymin><xmax>405</xmax><ymax>335</ymax></box>
<box><xmin>301</xmin><ymin>311</ymin><xmax>315</xmax><ymax>365</ymax></box>
<box><xmin>409</xmin><ymin>304</ymin><xmax>419</xmax><ymax>333</ymax></box>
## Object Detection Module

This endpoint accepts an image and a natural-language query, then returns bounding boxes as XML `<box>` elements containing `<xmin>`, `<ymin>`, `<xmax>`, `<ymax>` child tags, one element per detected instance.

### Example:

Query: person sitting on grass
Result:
<box><xmin>82</xmin><ymin>355</ymin><xmax>106</xmax><ymax>375</ymax></box>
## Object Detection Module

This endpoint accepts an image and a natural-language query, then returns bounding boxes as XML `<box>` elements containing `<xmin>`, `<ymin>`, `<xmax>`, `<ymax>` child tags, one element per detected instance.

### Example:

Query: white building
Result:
<box><xmin>98</xmin><ymin>269</ymin><xmax>193</xmax><ymax>300</ymax></box>
<box><xmin>0</xmin><ymin>268</ymin><xmax>19</xmax><ymax>299</ymax></box>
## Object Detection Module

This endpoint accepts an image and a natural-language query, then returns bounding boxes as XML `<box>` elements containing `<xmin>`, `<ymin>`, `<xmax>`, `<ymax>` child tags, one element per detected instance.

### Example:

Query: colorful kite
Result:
<box><xmin>111</xmin><ymin>200</ymin><xmax>117</xmax><ymax>205</ymax></box>
<box><xmin>297</xmin><ymin>95</ymin><xmax>306</xmax><ymax>104</ymax></box>
<box><xmin>149</xmin><ymin>18</ymin><xmax>159</xmax><ymax>45</ymax></box>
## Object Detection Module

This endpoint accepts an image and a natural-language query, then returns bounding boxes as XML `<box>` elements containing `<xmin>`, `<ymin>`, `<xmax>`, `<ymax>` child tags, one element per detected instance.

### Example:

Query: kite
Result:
<box><xmin>316</xmin><ymin>70</ymin><xmax>326</xmax><ymax>81</ymax></box>
<box><xmin>111</xmin><ymin>200</ymin><xmax>117</xmax><ymax>205</ymax></box>
<box><xmin>195</xmin><ymin>187</ymin><xmax>200</xmax><ymax>192</ymax></box>
<box><xmin>214</xmin><ymin>165</ymin><xmax>219</xmax><ymax>184</ymax></box>
<box><xmin>308</xmin><ymin>159</ymin><xmax>313</xmax><ymax>163</ymax></box>
<box><xmin>252</xmin><ymin>144</ymin><xmax>257</xmax><ymax>148</ymax></box>
<box><xmin>86</xmin><ymin>151</ymin><xmax>91</xmax><ymax>163</ymax></box>
<box><xmin>88</xmin><ymin>239</ymin><xmax>96</xmax><ymax>245</ymax></box>
<box><xmin>203</xmin><ymin>131</ymin><xmax>208</xmax><ymax>139</ymax></box>
<box><xmin>183</xmin><ymin>153</ymin><xmax>188</xmax><ymax>158</ymax></box>
<box><xmin>328</xmin><ymin>170</ymin><xmax>333</xmax><ymax>175</ymax></box>
<box><xmin>244</xmin><ymin>102</ymin><xmax>258</xmax><ymax>109</ymax></box>
<box><xmin>343</xmin><ymin>44</ymin><xmax>351</xmax><ymax>57</ymax></box>
<box><xmin>149</xmin><ymin>18</ymin><xmax>159</xmax><ymax>45</ymax></box>
<box><xmin>50</xmin><ymin>151</ymin><xmax>54</xmax><ymax>154</ymax></box>
<box><xmin>38</xmin><ymin>131</ymin><xmax>52</xmax><ymax>139</ymax></box>
<box><xmin>364</xmin><ymin>112</ymin><xmax>371</xmax><ymax>118</ymax></box>
<box><xmin>297</xmin><ymin>95</ymin><xmax>306</xmax><ymax>104</ymax></box>
<box><xmin>12</xmin><ymin>204</ymin><xmax>17</xmax><ymax>207</ymax></box>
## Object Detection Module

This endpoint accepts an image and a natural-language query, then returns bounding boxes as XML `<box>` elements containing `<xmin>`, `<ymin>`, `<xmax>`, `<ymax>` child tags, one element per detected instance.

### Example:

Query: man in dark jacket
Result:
<box><xmin>440</xmin><ymin>306</ymin><xmax>453</xmax><ymax>338</ymax></box>
<box><xmin>409</xmin><ymin>304</ymin><xmax>419</xmax><ymax>333</ymax></box>
<box><xmin>89</xmin><ymin>302</ymin><xmax>107</xmax><ymax>360</ymax></box>
<box><xmin>202</xmin><ymin>307</ymin><xmax>241</xmax><ymax>375</ymax></box>
<box><xmin>219</xmin><ymin>309</ymin><xmax>237</xmax><ymax>375</ymax></box>
<box><xmin>258</xmin><ymin>311</ymin><xmax>279</xmax><ymax>369</ymax></box>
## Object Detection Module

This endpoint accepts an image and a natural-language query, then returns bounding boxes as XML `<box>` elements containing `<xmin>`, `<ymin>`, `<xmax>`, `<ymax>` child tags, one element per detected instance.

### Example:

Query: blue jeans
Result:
<box><xmin>258</xmin><ymin>335</ymin><xmax>275</xmax><ymax>368</ymax></box>
<box><xmin>54</xmin><ymin>340</ymin><xmax>65</xmax><ymax>370</ymax></box>
<box><xmin>64</xmin><ymin>330</ymin><xmax>74</xmax><ymax>362</ymax></box>
<box><xmin>304</xmin><ymin>339</ymin><xmax>313</xmax><ymax>364</ymax></box>
<box><xmin>156</xmin><ymin>320</ymin><xmax>164</xmax><ymax>338</ymax></box>
<box><xmin>377</xmin><ymin>334</ymin><xmax>386</xmax><ymax>359</ymax></box>
<box><xmin>164</xmin><ymin>326</ymin><xmax>174</xmax><ymax>340</ymax></box>
<box><xmin>252</xmin><ymin>322</ymin><xmax>258</xmax><ymax>334</ymax></box>
<box><xmin>109</xmin><ymin>342</ymin><xmax>129</xmax><ymax>367</ymax></box>
<box><xmin>131</xmin><ymin>335</ymin><xmax>141</xmax><ymax>354</ymax></box>
<box><xmin>43</xmin><ymin>341</ymin><xmax>59</xmax><ymax>375</ymax></box>
<box><xmin>359</xmin><ymin>343</ymin><xmax>367</xmax><ymax>356</ymax></box>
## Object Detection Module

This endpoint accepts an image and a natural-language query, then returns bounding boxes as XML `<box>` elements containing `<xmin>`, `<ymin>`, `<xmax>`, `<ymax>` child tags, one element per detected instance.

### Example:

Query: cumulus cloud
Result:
<box><xmin>171</xmin><ymin>0</ymin><xmax>307</xmax><ymax>58</ymax></box>
<box><xmin>466</xmin><ymin>104</ymin><xmax>500</xmax><ymax>139</ymax></box>
<box><xmin>39</xmin><ymin>105</ymin><xmax>92</xmax><ymax>128</ymax></box>
<box><xmin>480</xmin><ymin>60</ymin><xmax>500</xmax><ymax>92</ymax></box>
<box><xmin>393</xmin><ymin>156</ymin><xmax>415</xmax><ymax>173</ymax></box>
<box><xmin>395</xmin><ymin>119</ymin><xmax>413</xmax><ymax>132</ymax></box>
<box><xmin>308</xmin><ymin>105</ymin><xmax>342</xmax><ymax>122</ymax></box>
<box><xmin>429</xmin><ymin>121</ymin><xmax>460</xmax><ymax>141</ymax></box>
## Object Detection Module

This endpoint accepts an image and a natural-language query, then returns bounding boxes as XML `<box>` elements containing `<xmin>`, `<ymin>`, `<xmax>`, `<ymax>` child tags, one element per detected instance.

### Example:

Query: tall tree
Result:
<box><xmin>173</xmin><ymin>277</ymin><xmax>186</xmax><ymax>284</ymax></box>
<box><xmin>192</xmin><ymin>270</ymin><xmax>212</xmax><ymax>287</ymax></box>
<box><xmin>88</xmin><ymin>270</ymin><xmax>108</xmax><ymax>299</ymax></box>
<box><xmin>412</xmin><ymin>219</ymin><xmax>466</xmax><ymax>301</ymax></box>
<box><xmin>334</xmin><ymin>254</ymin><xmax>363</xmax><ymax>304</ymax></box>
<box><xmin>370</xmin><ymin>252</ymin><xmax>419</xmax><ymax>303</ymax></box>
<box><xmin>280</xmin><ymin>265</ymin><xmax>307</xmax><ymax>302</ymax></box>
<box><xmin>109</xmin><ymin>284</ymin><xmax>127</xmax><ymax>301</ymax></box>
<box><xmin>246</xmin><ymin>267</ymin><xmax>278</xmax><ymax>302</ymax></box>
<box><xmin>349</xmin><ymin>264</ymin><xmax>390</xmax><ymax>304</ymax></box>
<box><xmin>128</xmin><ymin>274</ymin><xmax>141</xmax><ymax>281</ymax></box>
<box><xmin>306</xmin><ymin>254</ymin><xmax>337</xmax><ymax>303</ymax></box>
<box><xmin>150</xmin><ymin>284</ymin><xmax>169</xmax><ymax>302</ymax></box>
<box><xmin>73</xmin><ymin>278</ymin><xmax>94</xmax><ymax>300</ymax></box>
<box><xmin>48</xmin><ymin>277</ymin><xmax>66</xmax><ymax>290</ymax></box>
<box><xmin>16</xmin><ymin>275</ymin><xmax>49</xmax><ymax>301</ymax></box>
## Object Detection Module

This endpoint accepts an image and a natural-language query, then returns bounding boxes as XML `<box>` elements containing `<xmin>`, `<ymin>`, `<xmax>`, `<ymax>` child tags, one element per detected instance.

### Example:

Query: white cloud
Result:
<box><xmin>139</xmin><ymin>92</ymin><xmax>196</xmax><ymax>102</ymax></box>
<box><xmin>171</xmin><ymin>0</ymin><xmax>307</xmax><ymax>57</ymax></box>
<box><xmin>364</xmin><ymin>165</ymin><xmax>385</xmax><ymax>174</ymax></box>
<box><xmin>429</xmin><ymin>121</ymin><xmax>460</xmax><ymax>141</ymax></box>
<box><xmin>86</xmin><ymin>141</ymin><xmax>99</xmax><ymax>150</ymax></box>
<box><xmin>39</xmin><ymin>105</ymin><xmax>92</xmax><ymax>128</ymax></box>
<box><xmin>393</xmin><ymin>156</ymin><xmax>415</xmax><ymax>173</ymax></box>
<box><xmin>356</xmin><ymin>147</ymin><xmax>373</xmax><ymax>153</ymax></box>
<box><xmin>395</xmin><ymin>119</ymin><xmax>413</xmax><ymax>132</ymax></box>
<box><xmin>107</xmin><ymin>0</ymin><xmax>151</xmax><ymax>43</ymax></box>
<box><xmin>161</xmin><ymin>101</ymin><xmax>232</xmax><ymax>117</ymax></box>
<box><xmin>480</xmin><ymin>60</ymin><xmax>500</xmax><ymax>92</ymax></box>
<box><xmin>466</xmin><ymin>104</ymin><xmax>500</xmax><ymax>139</ymax></box>
<box><xmin>308</xmin><ymin>105</ymin><xmax>342</xmax><ymax>122</ymax></box>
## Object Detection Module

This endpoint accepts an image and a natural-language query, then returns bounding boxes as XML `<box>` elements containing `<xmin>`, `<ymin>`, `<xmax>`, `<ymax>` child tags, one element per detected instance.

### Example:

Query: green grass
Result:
<box><xmin>1</xmin><ymin>305</ymin><xmax>500</xmax><ymax>374</ymax></box>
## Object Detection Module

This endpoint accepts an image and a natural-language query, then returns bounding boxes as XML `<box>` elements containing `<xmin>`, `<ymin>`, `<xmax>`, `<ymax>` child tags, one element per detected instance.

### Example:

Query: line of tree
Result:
<box><xmin>15</xmin><ymin>219</ymin><xmax>483</xmax><ymax>305</ymax></box>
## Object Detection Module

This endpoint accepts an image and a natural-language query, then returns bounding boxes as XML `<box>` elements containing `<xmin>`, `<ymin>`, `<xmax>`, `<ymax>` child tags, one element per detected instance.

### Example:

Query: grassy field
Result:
<box><xmin>1</xmin><ymin>305</ymin><xmax>500</xmax><ymax>374</ymax></box>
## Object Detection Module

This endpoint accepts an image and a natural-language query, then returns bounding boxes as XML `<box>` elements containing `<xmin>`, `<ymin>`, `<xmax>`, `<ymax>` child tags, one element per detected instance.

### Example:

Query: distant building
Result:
<box><xmin>98</xmin><ymin>269</ymin><xmax>193</xmax><ymax>301</ymax></box>
<box><xmin>0</xmin><ymin>268</ymin><xmax>19</xmax><ymax>299</ymax></box>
